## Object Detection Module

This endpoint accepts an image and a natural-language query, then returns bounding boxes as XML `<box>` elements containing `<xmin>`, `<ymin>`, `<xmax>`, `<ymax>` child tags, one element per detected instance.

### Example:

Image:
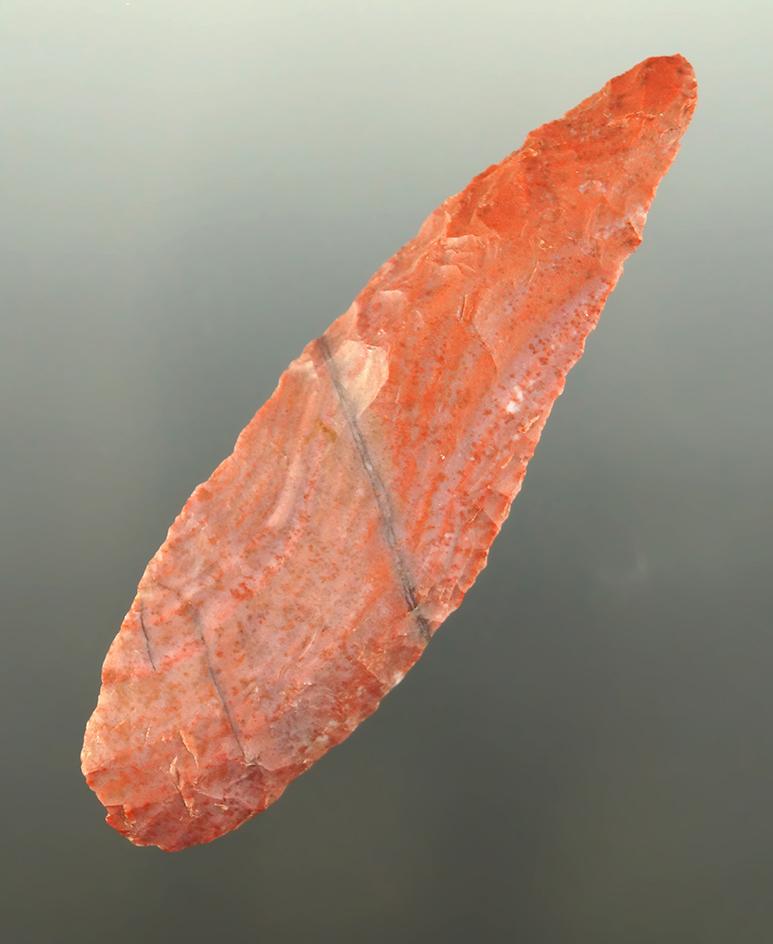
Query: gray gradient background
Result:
<box><xmin>2</xmin><ymin>2</ymin><xmax>772</xmax><ymax>942</ymax></box>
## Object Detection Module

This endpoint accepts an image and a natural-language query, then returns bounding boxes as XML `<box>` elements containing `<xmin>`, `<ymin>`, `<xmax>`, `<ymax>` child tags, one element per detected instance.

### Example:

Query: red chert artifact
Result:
<box><xmin>82</xmin><ymin>55</ymin><xmax>697</xmax><ymax>850</ymax></box>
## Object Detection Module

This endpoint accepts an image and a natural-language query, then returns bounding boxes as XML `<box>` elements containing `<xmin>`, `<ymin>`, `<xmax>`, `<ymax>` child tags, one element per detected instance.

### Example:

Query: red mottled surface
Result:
<box><xmin>82</xmin><ymin>55</ymin><xmax>696</xmax><ymax>850</ymax></box>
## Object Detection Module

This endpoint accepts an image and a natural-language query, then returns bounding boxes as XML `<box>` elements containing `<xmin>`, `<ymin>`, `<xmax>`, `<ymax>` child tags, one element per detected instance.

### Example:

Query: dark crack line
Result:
<box><xmin>316</xmin><ymin>335</ymin><xmax>431</xmax><ymax>644</ymax></box>
<box><xmin>192</xmin><ymin>614</ymin><xmax>249</xmax><ymax>763</ymax></box>
<box><xmin>145</xmin><ymin>581</ymin><xmax>250</xmax><ymax>763</ymax></box>
<box><xmin>138</xmin><ymin>606</ymin><xmax>157</xmax><ymax>671</ymax></box>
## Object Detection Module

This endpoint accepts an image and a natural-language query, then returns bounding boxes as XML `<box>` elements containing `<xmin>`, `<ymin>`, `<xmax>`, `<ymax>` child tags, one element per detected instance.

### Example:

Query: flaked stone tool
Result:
<box><xmin>82</xmin><ymin>55</ymin><xmax>697</xmax><ymax>850</ymax></box>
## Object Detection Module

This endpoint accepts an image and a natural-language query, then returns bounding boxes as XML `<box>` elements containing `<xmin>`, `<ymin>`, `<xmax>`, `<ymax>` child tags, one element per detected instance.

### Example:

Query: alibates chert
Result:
<box><xmin>82</xmin><ymin>54</ymin><xmax>697</xmax><ymax>850</ymax></box>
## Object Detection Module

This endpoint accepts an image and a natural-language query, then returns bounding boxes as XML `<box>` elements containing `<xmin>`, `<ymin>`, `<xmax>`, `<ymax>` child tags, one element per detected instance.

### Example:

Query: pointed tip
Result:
<box><xmin>645</xmin><ymin>52</ymin><xmax>696</xmax><ymax>86</ymax></box>
<box><xmin>642</xmin><ymin>52</ymin><xmax>694</xmax><ymax>73</ymax></box>
<box><xmin>627</xmin><ymin>53</ymin><xmax>697</xmax><ymax>108</ymax></box>
<box><xmin>595</xmin><ymin>53</ymin><xmax>697</xmax><ymax>135</ymax></box>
